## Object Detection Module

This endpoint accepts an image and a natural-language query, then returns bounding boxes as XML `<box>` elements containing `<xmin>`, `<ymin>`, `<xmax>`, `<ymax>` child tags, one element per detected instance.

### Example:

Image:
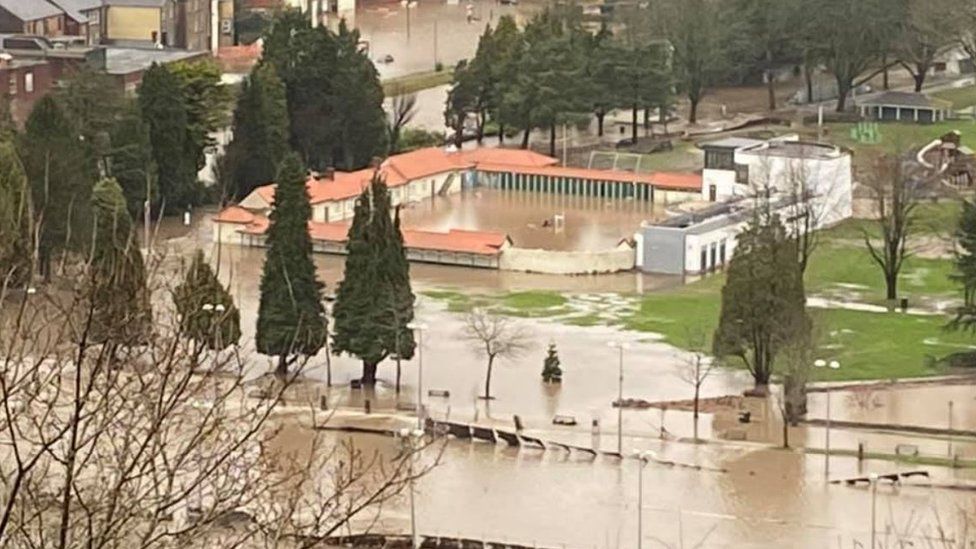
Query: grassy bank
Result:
<box><xmin>933</xmin><ymin>86</ymin><xmax>976</xmax><ymax>110</ymax></box>
<box><xmin>382</xmin><ymin>68</ymin><xmax>454</xmax><ymax>96</ymax></box>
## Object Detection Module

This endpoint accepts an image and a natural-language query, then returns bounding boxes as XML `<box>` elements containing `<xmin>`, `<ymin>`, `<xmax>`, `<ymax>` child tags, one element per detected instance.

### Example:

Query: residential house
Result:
<box><xmin>162</xmin><ymin>0</ymin><xmax>235</xmax><ymax>52</ymax></box>
<box><xmin>48</xmin><ymin>0</ymin><xmax>102</xmax><ymax>37</ymax></box>
<box><xmin>0</xmin><ymin>0</ymin><xmax>67</xmax><ymax>36</ymax></box>
<box><xmin>0</xmin><ymin>54</ymin><xmax>55</xmax><ymax>125</ymax></box>
<box><xmin>81</xmin><ymin>0</ymin><xmax>164</xmax><ymax>46</ymax></box>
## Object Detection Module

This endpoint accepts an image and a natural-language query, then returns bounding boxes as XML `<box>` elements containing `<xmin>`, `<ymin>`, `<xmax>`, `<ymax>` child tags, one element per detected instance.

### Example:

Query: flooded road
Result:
<box><xmin>355</xmin><ymin>0</ymin><xmax>542</xmax><ymax>79</ymax></box>
<box><xmin>399</xmin><ymin>188</ymin><xmax>667</xmax><ymax>251</ymax></box>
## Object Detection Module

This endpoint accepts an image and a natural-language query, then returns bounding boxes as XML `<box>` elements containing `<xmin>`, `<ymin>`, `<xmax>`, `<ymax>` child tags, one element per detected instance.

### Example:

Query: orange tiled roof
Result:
<box><xmin>218</xmin><ymin>212</ymin><xmax>508</xmax><ymax>256</ymax></box>
<box><xmin>647</xmin><ymin>172</ymin><xmax>703</xmax><ymax>191</ymax></box>
<box><xmin>459</xmin><ymin>148</ymin><xmax>558</xmax><ymax>167</ymax></box>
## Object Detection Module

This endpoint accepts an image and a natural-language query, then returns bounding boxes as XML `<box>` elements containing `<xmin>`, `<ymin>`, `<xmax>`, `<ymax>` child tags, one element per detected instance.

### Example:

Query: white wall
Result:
<box><xmin>499</xmin><ymin>245</ymin><xmax>635</xmax><ymax>274</ymax></box>
<box><xmin>684</xmin><ymin>227</ymin><xmax>740</xmax><ymax>273</ymax></box>
<box><xmin>702</xmin><ymin>169</ymin><xmax>737</xmax><ymax>201</ymax></box>
<box><xmin>739</xmin><ymin>152</ymin><xmax>853</xmax><ymax>229</ymax></box>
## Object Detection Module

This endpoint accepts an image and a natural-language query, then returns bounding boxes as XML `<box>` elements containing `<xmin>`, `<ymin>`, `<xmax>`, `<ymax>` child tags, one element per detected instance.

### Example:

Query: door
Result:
<box><xmin>709</xmin><ymin>185</ymin><xmax>717</xmax><ymax>202</ymax></box>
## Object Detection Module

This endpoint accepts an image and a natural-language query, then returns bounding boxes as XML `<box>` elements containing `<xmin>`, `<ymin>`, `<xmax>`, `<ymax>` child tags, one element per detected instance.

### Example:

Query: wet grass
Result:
<box><xmin>502</xmin><ymin>291</ymin><xmax>567</xmax><ymax>310</ymax></box>
<box><xmin>826</xmin><ymin>121</ymin><xmax>976</xmax><ymax>155</ymax></box>
<box><xmin>382</xmin><ymin>68</ymin><xmax>454</xmax><ymax>96</ymax></box>
<box><xmin>932</xmin><ymin>86</ymin><xmax>976</xmax><ymax>110</ymax></box>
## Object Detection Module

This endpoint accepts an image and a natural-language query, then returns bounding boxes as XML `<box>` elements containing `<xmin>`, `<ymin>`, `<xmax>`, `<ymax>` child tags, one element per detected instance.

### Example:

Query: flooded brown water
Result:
<box><xmin>399</xmin><ymin>188</ymin><xmax>667</xmax><ymax>251</ymax></box>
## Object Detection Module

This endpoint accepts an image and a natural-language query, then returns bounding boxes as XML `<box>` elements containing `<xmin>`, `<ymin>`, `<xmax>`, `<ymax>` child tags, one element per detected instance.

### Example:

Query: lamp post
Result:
<box><xmin>401</xmin><ymin>0</ymin><xmax>418</xmax><ymax>40</ymax></box>
<box><xmin>398</xmin><ymin>428</ymin><xmax>424</xmax><ymax>549</ymax></box>
<box><xmin>608</xmin><ymin>341</ymin><xmax>630</xmax><ymax>455</ymax></box>
<box><xmin>633</xmin><ymin>449</ymin><xmax>657</xmax><ymax>549</ymax></box>
<box><xmin>407</xmin><ymin>321</ymin><xmax>427</xmax><ymax>430</ymax></box>
<box><xmin>813</xmin><ymin>359</ymin><xmax>840</xmax><ymax>477</ymax></box>
<box><xmin>869</xmin><ymin>472</ymin><xmax>879</xmax><ymax>548</ymax></box>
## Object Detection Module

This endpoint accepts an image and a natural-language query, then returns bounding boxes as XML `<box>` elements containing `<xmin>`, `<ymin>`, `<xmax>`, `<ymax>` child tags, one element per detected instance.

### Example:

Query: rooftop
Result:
<box><xmin>99</xmin><ymin>47</ymin><xmax>207</xmax><ymax>75</ymax></box>
<box><xmin>860</xmin><ymin>91</ymin><xmax>952</xmax><ymax>109</ymax></box>
<box><xmin>0</xmin><ymin>0</ymin><xmax>63</xmax><ymax>21</ymax></box>
<box><xmin>698</xmin><ymin>137</ymin><xmax>765</xmax><ymax>150</ymax></box>
<box><xmin>48</xmin><ymin>0</ymin><xmax>101</xmax><ymax>23</ymax></box>
<box><xmin>656</xmin><ymin>195</ymin><xmax>798</xmax><ymax>235</ymax></box>
<box><xmin>738</xmin><ymin>140</ymin><xmax>847</xmax><ymax>161</ymax></box>
<box><xmin>216</xmin><ymin>208</ymin><xmax>510</xmax><ymax>256</ymax></box>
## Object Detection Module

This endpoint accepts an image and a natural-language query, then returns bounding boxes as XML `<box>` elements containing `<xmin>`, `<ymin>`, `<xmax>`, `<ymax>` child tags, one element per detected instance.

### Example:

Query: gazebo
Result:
<box><xmin>858</xmin><ymin>91</ymin><xmax>953</xmax><ymax>123</ymax></box>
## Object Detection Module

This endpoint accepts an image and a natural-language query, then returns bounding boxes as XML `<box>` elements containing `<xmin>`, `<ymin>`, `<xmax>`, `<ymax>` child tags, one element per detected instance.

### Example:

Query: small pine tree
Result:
<box><xmin>174</xmin><ymin>249</ymin><xmax>241</xmax><ymax>352</ymax></box>
<box><xmin>255</xmin><ymin>153</ymin><xmax>327</xmax><ymax>376</ymax></box>
<box><xmin>89</xmin><ymin>177</ymin><xmax>152</xmax><ymax>345</ymax></box>
<box><xmin>541</xmin><ymin>342</ymin><xmax>562</xmax><ymax>383</ymax></box>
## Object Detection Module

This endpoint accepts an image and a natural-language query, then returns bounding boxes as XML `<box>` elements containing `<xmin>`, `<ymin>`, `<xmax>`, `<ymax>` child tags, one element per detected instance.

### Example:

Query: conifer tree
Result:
<box><xmin>89</xmin><ymin>177</ymin><xmax>152</xmax><ymax>345</ymax></box>
<box><xmin>175</xmin><ymin>249</ymin><xmax>241</xmax><ymax>351</ymax></box>
<box><xmin>225</xmin><ymin>62</ymin><xmax>290</xmax><ymax>199</ymax></box>
<box><xmin>332</xmin><ymin>174</ymin><xmax>416</xmax><ymax>385</ymax></box>
<box><xmin>949</xmin><ymin>199</ymin><xmax>976</xmax><ymax>331</ymax></box>
<box><xmin>138</xmin><ymin>63</ymin><xmax>199</xmax><ymax>211</ymax></box>
<box><xmin>20</xmin><ymin>95</ymin><xmax>92</xmax><ymax>279</ymax></box>
<box><xmin>541</xmin><ymin>342</ymin><xmax>563</xmax><ymax>383</ymax></box>
<box><xmin>713</xmin><ymin>210</ymin><xmax>810</xmax><ymax>392</ymax></box>
<box><xmin>255</xmin><ymin>154</ymin><xmax>327</xmax><ymax>376</ymax></box>
<box><xmin>0</xmin><ymin>139</ymin><xmax>32</xmax><ymax>287</ymax></box>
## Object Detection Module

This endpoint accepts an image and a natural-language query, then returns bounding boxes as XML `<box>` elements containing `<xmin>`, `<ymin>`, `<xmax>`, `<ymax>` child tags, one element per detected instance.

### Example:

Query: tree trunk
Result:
<box><xmin>782</xmin><ymin>413</ymin><xmax>789</xmax><ymax>448</ymax></box>
<box><xmin>835</xmin><ymin>76</ymin><xmax>850</xmax><ymax>113</ymax></box>
<box><xmin>476</xmin><ymin>111</ymin><xmax>485</xmax><ymax>144</ymax></box>
<box><xmin>882</xmin><ymin>53</ymin><xmax>890</xmax><ymax>90</ymax></box>
<box><xmin>643</xmin><ymin>107</ymin><xmax>650</xmax><ymax>130</ymax></box>
<box><xmin>549</xmin><ymin>123</ymin><xmax>556</xmax><ymax>158</ymax></box>
<box><xmin>520</xmin><ymin>127</ymin><xmax>530</xmax><ymax>149</ymax></box>
<box><xmin>484</xmin><ymin>355</ymin><xmax>495</xmax><ymax>399</ymax></box>
<box><xmin>631</xmin><ymin>104</ymin><xmax>638</xmax><ymax>143</ymax></box>
<box><xmin>804</xmin><ymin>65</ymin><xmax>814</xmax><ymax>104</ymax></box>
<box><xmin>913</xmin><ymin>72</ymin><xmax>925</xmax><ymax>93</ymax></box>
<box><xmin>362</xmin><ymin>360</ymin><xmax>378</xmax><ymax>385</ymax></box>
<box><xmin>688</xmin><ymin>96</ymin><xmax>700</xmax><ymax>124</ymax></box>
<box><xmin>766</xmin><ymin>71</ymin><xmax>776</xmax><ymax>111</ymax></box>
<box><xmin>597</xmin><ymin>112</ymin><xmax>605</xmax><ymax>137</ymax></box>
<box><xmin>885</xmin><ymin>271</ymin><xmax>898</xmax><ymax>301</ymax></box>
<box><xmin>498</xmin><ymin>123</ymin><xmax>505</xmax><ymax>145</ymax></box>
<box><xmin>693</xmin><ymin>385</ymin><xmax>700</xmax><ymax>441</ymax></box>
<box><xmin>395</xmin><ymin>356</ymin><xmax>401</xmax><ymax>394</ymax></box>
<box><xmin>453</xmin><ymin>124</ymin><xmax>463</xmax><ymax>148</ymax></box>
<box><xmin>275</xmin><ymin>354</ymin><xmax>289</xmax><ymax>378</ymax></box>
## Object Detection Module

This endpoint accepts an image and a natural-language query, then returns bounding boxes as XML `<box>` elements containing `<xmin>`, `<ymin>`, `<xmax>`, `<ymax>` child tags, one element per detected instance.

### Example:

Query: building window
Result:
<box><xmin>704</xmin><ymin>149</ymin><xmax>734</xmax><ymax>170</ymax></box>
<box><xmin>8</xmin><ymin>74</ymin><xmax>16</xmax><ymax>95</ymax></box>
<box><xmin>24</xmin><ymin>72</ymin><xmax>33</xmax><ymax>93</ymax></box>
<box><xmin>734</xmin><ymin>163</ymin><xmax>749</xmax><ymax>184</ymax></box>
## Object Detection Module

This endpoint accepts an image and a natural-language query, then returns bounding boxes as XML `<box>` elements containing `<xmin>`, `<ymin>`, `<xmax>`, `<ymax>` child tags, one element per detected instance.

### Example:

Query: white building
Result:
<box><xmin>639</xmin><ymin>136</ymin><xmax>853</xmax><ymax>275</ymax></box>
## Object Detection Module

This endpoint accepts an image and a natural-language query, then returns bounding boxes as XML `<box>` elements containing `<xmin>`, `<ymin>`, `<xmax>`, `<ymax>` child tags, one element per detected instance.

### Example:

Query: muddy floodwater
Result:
<box><xmin>142</xmin><ymin>213</ymin><xmax>976</xmax><ymax>547</ymax></box>
<box><xmin>398</xmin><ymin>188</ymin><xmax>667</xmax><ymax>251</ymax></box>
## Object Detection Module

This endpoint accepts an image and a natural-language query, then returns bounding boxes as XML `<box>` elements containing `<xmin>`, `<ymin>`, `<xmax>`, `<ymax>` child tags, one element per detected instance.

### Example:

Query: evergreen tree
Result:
<box><xmin>174</xmin><ymin>249</ymin><xmax>241</xmax><ymax>351</ymax></box>
<box><xmin>262</xmin><ymin>11</ymin><xmax>387</xmax><ymax>170</ymax></box>
<box><xmin>332</xmin><ymin>174</ymin><xmax>416</xmax><ymax>385</ymax></box>
<box><xmin>108</xmin><ymin>100</ymin><xmax>157</xmax><ymax>219</ymax></box>
<box><xmin>20</xmin><ymin>95</ymin><xmax>92</xmax><ymax>279</ymax></box>
<box><xmin>138</xmin><ymin>63</ymin><xmax>199</xmax><ymax>212</ymax></box>
<box><xmin>713</xmin><ymin>210</ymin><xmax>810</xmax><ymax>392</ymax></box>
<box><xmin>0</xmin><ymin>139</ymin><xmax>32</xmax><ymax>287</ymax></box>
<box><xmin>255</xmin><ymin>153</ymin><xmax>327</xmax><ymax>376</ymax></box>
<box><xmin>541</xmin><ymin>342</ymin><xmax>563</xmax><ymax>383</ymax></box>
<box><xmin>949</xmin><ymin>199</ymin><xmax>976</xmax><ymax>331</ymax></box>
<box><xmin>225</xmin><ymin>62</ymin><xmax>290</xmax><ymax>199</ymax></box>
<box><xmin>89</xmin><ymin>177</ymin><xmax>152</xmax><ymax>345</ymax></box>
<box><xmin>170</xmin><ymin>59</ymin><xmax>232</xmax><ymax>173</ymax></box>
<box><xmin>57</xmin><ymin>68</ymin><xmax>124</xmax><ymax>175</ymax></box>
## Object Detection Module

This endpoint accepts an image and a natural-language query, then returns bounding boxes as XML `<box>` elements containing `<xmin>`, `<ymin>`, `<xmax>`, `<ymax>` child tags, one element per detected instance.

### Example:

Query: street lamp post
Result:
<box><xmin>608</xmin><ymin>341</ymin><xmax>630</xmax><ymax>455</ymax></box>
<box><xmin>398</xmin><ymin>428</ymin><xmax>424</xmax><ymax>549</ymax></box>
<box><xmin>407</xmin><ymin>321</ymin><xmax>427</xmax><ymax>430</ymax></box>
<box><xmin>401</xmin><ymin>0</ymin><xmax>418</xmax><ymax>40</ymax></box>
<box><xmin>813</xmin><ymin>359</ymin><xmax>840</xmax><ymax>477</ymax></box>
<box><xmin>869</xmin><ymin>472</ymin><xmax>879</xmax><ymax>548</ymax></box>
<box><xmin>633</xmin><ymin>449</ymin><xmax>657</xmax><ymax>549</ymax></box>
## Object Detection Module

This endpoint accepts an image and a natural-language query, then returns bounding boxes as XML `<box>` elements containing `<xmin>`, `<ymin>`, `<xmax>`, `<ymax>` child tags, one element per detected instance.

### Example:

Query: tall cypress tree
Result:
<box><xmin>332</xmin><ymin>174</ymin><xmax>415</xmax><ymax>385</ymax></box>
<box><xmin>175</xmin><ymin>249</ymin><xmax>241</xmax><ymax>351</ymax></box>
<box><xmin>0</xmin><ymin>139</ymin><xmax>32</xmax><ymax>287</ymax></box>
<box><xmin>20</xmin><ymin>95</ymin><xmax>92</xmax><ymax>279</ymax></box>
<box><xmin>138</xmin><ymin>63</ymin><xmax>198</xmax><ymax>212</ymax></box>
<box><xmin>89</xmin><ymin>177</ymin><xmax>152</xmax><ymax>345</ymax></box>
<box><xmin>255</xmin><ymin>153</ymin><xmax>327</xmax><ymax>376</ymax></box>
<box><xmin>225</xmin><ymin>62</ymin><xmax>290</xmax><ymax>199</ymax></box>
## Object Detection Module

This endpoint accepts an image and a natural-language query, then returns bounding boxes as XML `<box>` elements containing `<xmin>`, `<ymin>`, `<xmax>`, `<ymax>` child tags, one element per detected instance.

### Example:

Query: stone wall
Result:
<box><xmin>499</xmin><ymin>245</ymin><xmax>635</xmax><ymax>274</ymax></box>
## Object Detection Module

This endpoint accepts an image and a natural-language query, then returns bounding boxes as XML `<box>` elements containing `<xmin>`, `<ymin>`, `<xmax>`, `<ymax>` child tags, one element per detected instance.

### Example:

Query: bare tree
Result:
<box><xmin>862</xmin><ymin>152</ymin><xmax>923</xmax><ymax>303</ymax></box>
<box><xmin>676</xmin><ymin>332</ymin><xmax>714</xmax><ymax>441</ymax></box>
<box><xmin>894</xmin><ymin>0</ymin><xmax>964</xmax><ymax>92</ymax></box>
<box><xmin>0</xmin><ymin>249</ymin><xmax>439</xmax><ymax>548</ymax></box>
<box><xmin>461</xmin><ymin>309</ymin><xmax>532</xmax><ymax>400</ymax></box>
<box><xmin>387</xmin><ymin>88</ymin><xmax>418</xmax><ymax>155</ymax></box>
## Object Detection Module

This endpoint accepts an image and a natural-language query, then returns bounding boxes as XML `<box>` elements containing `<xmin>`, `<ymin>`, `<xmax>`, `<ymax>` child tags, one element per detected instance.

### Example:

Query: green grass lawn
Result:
<box><xmin>933</xmin><ymin>86</ymin><xmax>976</xmax><ymax>109</ymax></box>
<box><xmin>382</xmin><ymin>68</ymin><xmax>454</xmax><ymax>96</ymax></box>
<box><xmin>826</xmin><ymin>121</ymin><xmax>976</xmax><ymax>155</ymax></box>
